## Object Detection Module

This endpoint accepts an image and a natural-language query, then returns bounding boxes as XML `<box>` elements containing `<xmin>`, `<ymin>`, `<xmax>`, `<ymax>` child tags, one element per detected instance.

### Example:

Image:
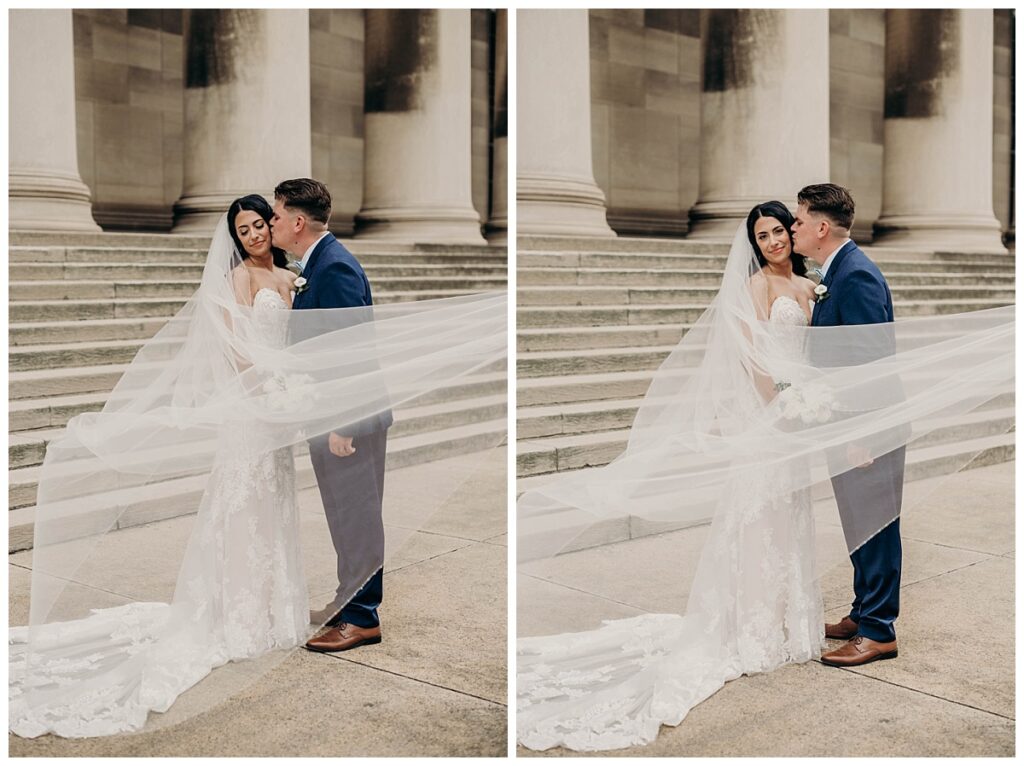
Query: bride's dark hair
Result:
<box><xmin>745</xmin><ymin>200</ymin><xmax>807</xmax><ymax>277</ymax></box>
<box><xmin>227</xmin><ymin>194</ymin><xmax>290</xmax><ymax>269</ymax></box>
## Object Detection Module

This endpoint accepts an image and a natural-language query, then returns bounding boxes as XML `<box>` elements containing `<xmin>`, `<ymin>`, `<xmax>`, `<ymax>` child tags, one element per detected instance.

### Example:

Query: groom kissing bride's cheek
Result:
<box><xmin>270</xmin><ymin>178</ymin><xmax>392</xmax><ymax>654</ymax></box>
<box><xmin>10</xmin><ymin>175</ymin><xmax>507</xmax><ymax>741</ymax></box>
<box><xmin>516</xmin><ymin>182</ymin><xmax>1012</xmax><ymax>753</ymax></box>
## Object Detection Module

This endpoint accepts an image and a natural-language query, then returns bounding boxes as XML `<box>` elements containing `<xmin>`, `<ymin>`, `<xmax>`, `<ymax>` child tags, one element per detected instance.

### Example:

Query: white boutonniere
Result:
<box><xmin>293</xmin><ymin>276</ymin><xmax>309</xmax><ymax>295</ymax></box>
<box><xmin>813</xmin><ymin>283</ymin><xmax>830</xmax><ymax>304</ymax></box>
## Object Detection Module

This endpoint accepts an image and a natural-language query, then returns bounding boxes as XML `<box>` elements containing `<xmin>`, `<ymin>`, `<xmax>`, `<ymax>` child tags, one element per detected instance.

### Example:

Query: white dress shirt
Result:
<box><xmin>298</xmin><ymin>231</ymin><xmax>331</xmax><ymax>273</ymax></box>
<box><xmin>819</xmin><ymin>238</ymin><xmax>851</xmax><ymax>280</ymax></box>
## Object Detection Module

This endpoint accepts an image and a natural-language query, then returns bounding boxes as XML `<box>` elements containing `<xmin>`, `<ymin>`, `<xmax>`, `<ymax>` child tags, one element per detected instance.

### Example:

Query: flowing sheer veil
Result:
<box><xmin>517</xmin><ymin>225</ymin><xmax>1012</xmax><ymax>744</ymax></box>
<box><xmin>11</xmin><ymin>218</ymin><xmax>507</xmax><ymax>736</ymax></box>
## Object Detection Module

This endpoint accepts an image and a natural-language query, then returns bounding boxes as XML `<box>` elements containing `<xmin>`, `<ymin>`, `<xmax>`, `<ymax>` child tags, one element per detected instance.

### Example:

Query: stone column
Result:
<box><xmin>873</xmin><ymin>10</ymin><xmax>1005</xmax><ymax>253</ymax></box>
<box><xmin>9</xmin><ymin>10</ymin><xmax>99</xmax><ymax>231</ymax></box>
<box><xmin>688</xmin><ymin>10</ymin><xmax>830</xmax><ymax>240</ymax></box>
<box><xmin>173</xmin><ymin>10</ymin><xmax>311</xmax><ymax>232</ymax></box>
<box><xmin>518</xmin><ymin>10</ymin><xmax>613</xmax><ymax>237</ymax></box>
<box><xmin>485</xmin><ymin>9</ymin><xmax>508</xmax><ymax>244</ymax></box>
<box><xmin>355</xmin><ymin>10</ymin><xmax>483</xmax><ymax>243</ymax></box>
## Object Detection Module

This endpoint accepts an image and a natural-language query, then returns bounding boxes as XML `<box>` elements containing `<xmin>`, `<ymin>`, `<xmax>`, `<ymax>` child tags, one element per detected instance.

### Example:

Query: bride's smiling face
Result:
<box><xmin>753</xmin><ymin>216</ymin><xmax>792</xmax><ymax>267</ymax></box>
<box><xmin>233</xmin><ymin>210</ymin><xmax>272</xmax><ymax>259</ymax></box>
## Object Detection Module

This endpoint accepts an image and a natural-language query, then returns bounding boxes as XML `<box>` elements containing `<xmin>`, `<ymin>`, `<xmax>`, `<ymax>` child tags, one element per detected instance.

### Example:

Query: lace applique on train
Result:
<box><xmin>10</xmin><ymin>288</ymin><xmax>309</xmax><ymax>739</ymax></box>
<box><xmin>517</xmin><ymin>296</ymin><xmax>824</xmax><ymax>752</ymax></box>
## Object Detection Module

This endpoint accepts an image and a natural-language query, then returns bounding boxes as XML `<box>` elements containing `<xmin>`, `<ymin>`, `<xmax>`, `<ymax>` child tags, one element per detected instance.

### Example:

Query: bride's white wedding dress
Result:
<box><xmin>517</xmin><ymin>295</ymin><xmax>824</xmax><ymax>752</ymax></box>
<box><xmin>10</xmin><ymin>288</ymin><xmax>308</xmax><ymax>738</ymax></box>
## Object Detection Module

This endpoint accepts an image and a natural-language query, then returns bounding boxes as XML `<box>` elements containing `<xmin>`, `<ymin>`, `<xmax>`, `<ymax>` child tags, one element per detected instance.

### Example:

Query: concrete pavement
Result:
<box><xmin>517</xmin><ymin>460</ymin><xmax>1014</xmax><ymax>757</ymax></box>
<box><xmin>9</xmin><ymin>449</ymin><xmax>508</xmax><ymax>757</ymax></box>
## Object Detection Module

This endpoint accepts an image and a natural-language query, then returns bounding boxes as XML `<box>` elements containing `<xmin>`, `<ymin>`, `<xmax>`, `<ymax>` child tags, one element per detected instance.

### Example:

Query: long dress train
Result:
<box><xmin>517</xmin><ymin>295</ymin><xmax>823</xmax><ymax>752</ymax></box>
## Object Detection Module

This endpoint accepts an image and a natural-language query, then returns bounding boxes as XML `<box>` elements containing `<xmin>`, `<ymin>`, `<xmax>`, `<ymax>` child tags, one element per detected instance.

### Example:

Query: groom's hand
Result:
<box><xmin>329</xmin><ymin>432</ymin><xmax>356</xmax><ymax>458</ymax></box>
<box><xmin>847</xmin><ymin>444</ymin><xmax>874</xmax><ymax>469</ymax></box>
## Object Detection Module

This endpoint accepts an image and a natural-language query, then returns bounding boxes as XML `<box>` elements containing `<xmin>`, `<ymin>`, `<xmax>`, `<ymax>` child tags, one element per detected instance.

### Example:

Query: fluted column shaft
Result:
<box><xmin>518</xmin><ymin>10</ymin><xmax>613</xmax><ymax>237</ymax></box>
<box><xmin>9</xmin><ymin>10</ymin><xmax>99</xmax><ymax>231</ymax></box>
<box><xmin>173</xmin><ymin>10</ymin><xmax>311</xmax><ymax>233</ymax></box>
<box><xmin>873</xmin><ymin>10</ymin><xmax>1005</xmax><ymax>253</ymax></box>
<box><xmin>689</xmin><ymin>10</ymin><xmax>830</xmax><ymax>240</ymax></box>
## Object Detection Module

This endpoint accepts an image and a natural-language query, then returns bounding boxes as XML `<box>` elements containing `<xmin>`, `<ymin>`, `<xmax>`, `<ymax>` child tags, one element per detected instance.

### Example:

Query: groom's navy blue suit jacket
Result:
<box><xmin>811</xmin><ymin>240</ymin><xmax>893</xmax><ymax>328</ymax></box>
<box><xmin>810</xmin><ymin>239</ymin><xmax>904</xmax><ymax>644</ymax></box>
<box><xmin>292</xmin><ymin>233</ymin><xmax>393</xmax><ymax>435</ymax></box>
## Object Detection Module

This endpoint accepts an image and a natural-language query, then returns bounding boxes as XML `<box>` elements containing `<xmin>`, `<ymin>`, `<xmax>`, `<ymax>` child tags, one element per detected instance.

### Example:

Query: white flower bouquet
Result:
<box><xmin>261</xmin><ymin>372</ymin><xmax>317</xmax><ymax>413</ymax></box>
<box><xmin>775</xmin><ymin>380</ymin><xmax>834</xmax><ymax>424</ymax></box>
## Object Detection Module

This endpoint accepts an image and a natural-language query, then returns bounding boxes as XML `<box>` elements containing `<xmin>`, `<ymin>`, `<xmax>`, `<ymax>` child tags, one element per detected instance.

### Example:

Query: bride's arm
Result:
<box><xmin>744</xmin><ymin>277</ymin><xmax>780</xmax><ymax>404</ymax></box>
<box><xmin>224</xmin><ymin>267</ymin><xmax>254</xmax><ymax>372</ymax></box>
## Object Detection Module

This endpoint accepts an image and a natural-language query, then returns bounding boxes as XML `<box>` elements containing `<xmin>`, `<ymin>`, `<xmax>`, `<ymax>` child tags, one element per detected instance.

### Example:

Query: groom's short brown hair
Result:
<box><xmin>797</xmin><ymin>183</ymin><xmax>855</xmax><ymax>231</ymax></box>
<box><xmin>274</xmin><ymin>178</ymin><xmax>332</xmax><ymax>225</ymax></box>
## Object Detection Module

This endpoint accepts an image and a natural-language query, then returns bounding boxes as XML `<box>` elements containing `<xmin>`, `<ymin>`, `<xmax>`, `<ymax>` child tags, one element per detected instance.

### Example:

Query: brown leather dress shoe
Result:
<box><xmin>820</xmin><ymin>635</ymin><xmax>898</xmax><ymax>667</ymax></box>
<box><xmin>305</xmin><ymin>623</ymin><xmax>382</xmax><ymax>653</ymax></box>
<box><xmin>825</xmin><ymin>615</ymin><xmax>859</xmax><ymax>640</ymax></box>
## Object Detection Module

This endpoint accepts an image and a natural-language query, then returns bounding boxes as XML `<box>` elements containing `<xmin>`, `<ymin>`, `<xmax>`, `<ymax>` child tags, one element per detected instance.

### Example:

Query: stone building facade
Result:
<box><xmin>10</xmin><ymin>8</ymin><xmax>507</xmax><ymax>243</ymax></box>
<box><xmin>520</xmin><ymin>9</ymin><xmax>1014</xmax><ymax>253</ymax></box>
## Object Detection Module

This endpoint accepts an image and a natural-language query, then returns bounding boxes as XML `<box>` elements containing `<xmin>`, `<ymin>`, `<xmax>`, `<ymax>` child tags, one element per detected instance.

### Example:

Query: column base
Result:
<box><xmin>172</xmin><ymin>191</ymin><xmax>274</xmax><ymax>234</ymax></box>
<box><xmin>354</xmin><ymin>206</ymin><xmax>485</xmax><ymax>244</ymax></box>
<box><xmin>518</xmin><ymin>174</ymin><xmax>615</xmax><ymax>237</ymax></box>
<box><xmin>485</xmin><ymin>217</ymin><xmax>508</xmax><ymax>245</ymax></box>
<box><xmin>688</xmin><ymin>196</ymin><xmax>779</xmax><ymax>241</ymax></box>
<box><xmin>872</xmin><ymin>214</ymin><xmax>1008</xmax><ymax>254</ymax></box>
<box><xmin>9</xmin><ymin>171</ymin><xmax>100</xmax><ymax>232</ymax></box>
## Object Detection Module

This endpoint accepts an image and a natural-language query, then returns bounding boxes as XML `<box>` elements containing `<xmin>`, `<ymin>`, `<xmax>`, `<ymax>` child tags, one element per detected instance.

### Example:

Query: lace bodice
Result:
<box><xmin>252</xmin><ymin>288</ymin><xmax>290</xmax><ymax>348</ymax></box>
<box><xmin>769</xmin><ymin>295</ymin><xmax>810</xmax><ymax>327</ymax></box>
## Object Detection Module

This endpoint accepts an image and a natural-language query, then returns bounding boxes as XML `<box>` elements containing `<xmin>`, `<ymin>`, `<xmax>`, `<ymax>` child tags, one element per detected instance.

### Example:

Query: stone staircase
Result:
<box><xmin>517</xmin><ymin>236</ymin><xmax>1015</xmax><ymax>505</ymax></box>
<box><xmin>9</xmin><ymin>231</ymin><xmax>508</xmax><ymax>552</ymax></box>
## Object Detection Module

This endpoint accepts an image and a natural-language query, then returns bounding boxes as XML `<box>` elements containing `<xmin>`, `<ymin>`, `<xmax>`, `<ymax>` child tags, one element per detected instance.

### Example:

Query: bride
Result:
<box><xmin>10</xmin><ymin>195</ymin><xmax>506</xmax><ymax>738</ymax></box>
<box><xmin>516</xmin><ymin>201</ymin><xmax>1013</xmax><ymax>751</ymax></box>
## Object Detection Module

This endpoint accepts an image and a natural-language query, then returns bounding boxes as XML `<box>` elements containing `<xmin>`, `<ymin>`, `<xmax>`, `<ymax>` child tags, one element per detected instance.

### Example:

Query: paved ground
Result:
<box><xmin>9</xmin><ymin>449</ymin><xmax>508</xmax><ymax>757</ymax></box>
<box><xmin>517</xmin><ymin>460</ymin><xmax>1014</xmax><ymax>757</ymax></box>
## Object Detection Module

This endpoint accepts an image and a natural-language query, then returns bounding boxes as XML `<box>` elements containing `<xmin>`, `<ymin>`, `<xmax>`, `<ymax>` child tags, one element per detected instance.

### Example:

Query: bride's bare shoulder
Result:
<box><xmin>795</xmin><ymin>275</ymin><xmax>816</xmax><ymax>296</ymax></box>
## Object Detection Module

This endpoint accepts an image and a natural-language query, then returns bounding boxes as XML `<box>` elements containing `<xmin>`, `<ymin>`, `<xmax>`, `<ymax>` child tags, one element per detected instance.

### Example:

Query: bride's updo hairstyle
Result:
<box><xmin>227</xmin><ymin>194</ymin><xmax>290</xmax><ymax>268</ymax></box>
<box><xmin>745</xmin><ymin>200</ymin><xmax>808</xmax><ymax>277</ymax></box>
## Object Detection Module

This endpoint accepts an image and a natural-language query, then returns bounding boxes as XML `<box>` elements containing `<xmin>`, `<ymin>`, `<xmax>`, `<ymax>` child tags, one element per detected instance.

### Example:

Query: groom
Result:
<box><xmin>271</xmin><ymin>177</ymin><xmax>393</xmax><ymax>653</ymax></box>
<box><xmin>791</xmin><ymin>183</ymin><xmax>905</xmax><ymax>668</ymax></box>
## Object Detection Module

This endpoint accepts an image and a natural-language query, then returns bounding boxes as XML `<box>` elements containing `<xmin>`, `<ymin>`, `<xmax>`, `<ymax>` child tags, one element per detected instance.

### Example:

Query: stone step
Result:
<box><xmin>518</xmin><ymin>250</ymin><xmax>1014</xmax><ymax>274</ymax></box>
<box><xmin>10</xmin><ymin>363</ymin><xmax>130</xmax><ymax>400</ymax></box>
<box><xmin>9</xmin><ymin>392</ymin><xmax>506</xmax><ymax>509</ymax></box>
<box><xmin>519</xmin><ymin>235</ymin><xmax>1013</xmax><ymax>260</ymax></box>
<box><xmin>515</xmin><ymin>284</ymin><xmax>1015</xmax><ymax>307</ymax></box>
<box><xmin>517</xmin><ymin>299</ymin><xmax>1010</xmax><ymax>329</ymax></box>
<box><xmin>518</xmin><ymin>345</ymin><xmax>685</xmax><ymax>378</ymax></box>
<box><xmin>515</xmin><ymin>432</ymin><xmax>1014</xmax><ymax>554</ymax></box>
<box><xmin>518</xmin><ymin>389</ymin><xmax>1015</xmax><ymax>441</ymax></box>
<box><xmin>518</xmin><ymin>235</ymin><xmax>730</xmax><ymax>254</ymax></box>
<box><xmin>13</xmin><ymin>275</ymin><xmax>506</xmax><ymax>301</ymax></box>
<box><xmin>10</xmin><ymin>317</ymin><xmax>170</xmax><ymax>347</ymax></box>
<box><xmin>9</xmin><ymin>417</ymin><xmax>506</xmax><ymax>553</ymax></box>
<box><xmin>518</xmin><ymin>369</ymin><xmax>656</xmax><ymax>408</ymax></box>
<box><xmin>10</xmin><ymin>262</ymin><xmax>507</xmax><ymax>281</ymax></box>
<box><xmin>9</xmin><ymin>230</ymin><xmax>506</xmax><ymax>254</ymax></box>
<box><xmin>518</xmin><ymin>324</ymin><xmax>692</xmax><ymax>353</ymax></box>
<box><xmin>517</xmin><ymin>266</ymin><xmax>1014</xmax><ymax>287</ymax></box>
<box><xmin>11</xmin><ymin>280</ymin><xmax>200</xmax><ymax>300</ymax></box>
<box><xmin>9</xmin><ymin>289</ymin><xmax>484</xmax><ymax>322</ymax></box>
<box><xmin>516</xmin><ymin>407</ymin><xmax>1015</xmax><ymax>478</ymax></box>
<box><xmin>10</xmin><ymin>353</ymin><xmax>504</xmax><ymax>403</ymax></box>
<box><xmin>9</xmin><ymin>245</ymin><xmax>506</xmax><ymax>265</ymax></box>
<box><xmin>10</xmin><ymin>339</ymin><xmax>154</xmax><ymax>372</ymax></box>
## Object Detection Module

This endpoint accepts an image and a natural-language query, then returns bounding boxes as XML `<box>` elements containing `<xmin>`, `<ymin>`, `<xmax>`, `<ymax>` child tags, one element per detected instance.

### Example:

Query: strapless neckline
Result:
<box><xmin>253</xmin><ymin>288</ymin><xmax>289</xmax><ymax>309</ymax></box>
<box><xmin>769</xmin><ymin>295</ymin><xmax>810</xmax><ymax>326</ymax></box>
